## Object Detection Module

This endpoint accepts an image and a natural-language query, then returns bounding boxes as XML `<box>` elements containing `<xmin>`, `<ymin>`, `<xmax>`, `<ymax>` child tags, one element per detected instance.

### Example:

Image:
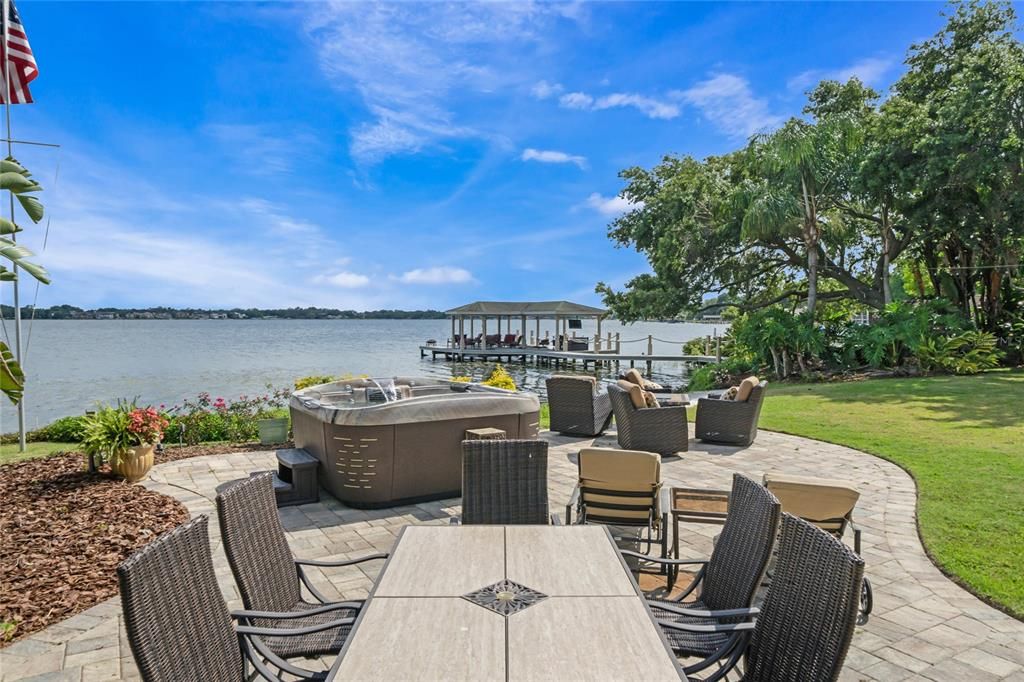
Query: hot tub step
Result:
<box><xmin>275</xmin><ymin>448</ymin><xmax>320</xmax><ymax>507</ymax></box>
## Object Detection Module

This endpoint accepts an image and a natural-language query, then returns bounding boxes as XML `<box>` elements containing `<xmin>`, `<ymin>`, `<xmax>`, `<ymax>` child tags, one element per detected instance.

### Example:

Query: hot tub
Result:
<box><xmin>290</xmin><ymin>377</ymin><xmax>540</xmax><ymax>508</ymax></box>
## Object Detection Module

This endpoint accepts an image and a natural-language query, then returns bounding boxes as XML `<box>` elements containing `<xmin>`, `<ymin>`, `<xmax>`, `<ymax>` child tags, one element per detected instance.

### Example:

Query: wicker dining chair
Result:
<box><xmin>763</xmin><ymin>473</ymin><xmax>873</xmax><ymax>624</ymax></box>
<box><xmin>695</xmin><ymin>382</ymin><xmax>768</xmax><ymax>446</ymax></box>
<box><xmin>565</xmin><ymin>447</ymin><xmax>669</xmax><ymax>560</ymax></box>
<box><xmin>118</xmin><ymin>516</ymin><xmax>350</xmax><ymax>682</ymax></box>
<box><xmin>659</xmin><ymin>513</ymin><xmax>864</xmax><ymax>682</ymax></box>
<box><xmin>545</xmin><ymin>375</ymin><xmax>613</xmax><ymax>437</ymax></box>
<box><xmin>621</xmin><ymin>474</ymin><xmax>781</xmax><ymax>659</ymax></box>
<box><xmin>457</xmin><ymin>439</ymin><xmax>557</xmax><ymax>525</ymax></box>
<box><xmin>216</xmin><ymin>472</ymin><xmax>388</xmax><ymax>659</ymax></box>
<box><xmin>608</xmin><ymin>383</ymin><xmax>688</xmax><ymax>455</ymax></box>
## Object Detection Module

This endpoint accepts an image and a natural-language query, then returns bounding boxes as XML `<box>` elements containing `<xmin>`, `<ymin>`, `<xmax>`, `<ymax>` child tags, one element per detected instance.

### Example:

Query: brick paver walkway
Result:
<box><xmin>2</xmin><ymin>427</ymin><xmax>1023</xmax><ymax>681</ymax></box>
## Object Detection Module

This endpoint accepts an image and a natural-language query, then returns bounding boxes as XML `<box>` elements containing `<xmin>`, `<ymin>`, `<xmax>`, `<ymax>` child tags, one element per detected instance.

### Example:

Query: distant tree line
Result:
<box><xmin>0</xmin><ymin>304</ymin><xmax>447</xmax><ymax>320</ymax></box>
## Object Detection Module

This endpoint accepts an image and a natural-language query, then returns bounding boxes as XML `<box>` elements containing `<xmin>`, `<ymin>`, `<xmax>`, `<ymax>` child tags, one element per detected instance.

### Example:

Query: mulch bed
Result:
<box><xmin>0</xmin><ymin>441</ymin><xmax>286</xmax><ymax>646</ymax></box>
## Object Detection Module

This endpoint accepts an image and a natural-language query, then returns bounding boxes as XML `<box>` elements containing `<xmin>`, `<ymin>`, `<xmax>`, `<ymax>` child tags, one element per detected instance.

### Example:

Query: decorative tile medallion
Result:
<box><xmin>463</xmin><ymin>579</ymin><xmax>548</xmax><ymax>616</ymax></box>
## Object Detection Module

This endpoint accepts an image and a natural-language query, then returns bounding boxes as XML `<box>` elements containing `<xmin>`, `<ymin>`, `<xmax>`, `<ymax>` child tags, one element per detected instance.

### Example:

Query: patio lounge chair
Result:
<box><xmin>609</xmin><ymin>382</ymin><xmax>688</xmax><ymax>455</ymax></box>
<box><xmin>215</xmin><ymin>472</ymin><xmax>388</xmax><ymax>659</ymax></box>
<box><xmin>545</xmin><ymin>375</ymin><xmax>613</xmax><ymax>437</ymax></box>
<box><xmin>620</xmin><ymin>474</ymin><xmax>781</xmax><ymax>658</ymax></box>
<box><xmin>502</xmin><ymin>333</ymin><xmax>518</xmax><ymax>346</ymax></box>
<box><xmin>763</xmin><ymin>473</ymin><xmax>873</xmax><ymax>624</ymax></box>
<box><xmin>658</xmin><ymin>513</ymin><xmax>864</xmax><ymax>681</ymax></box>
<box><xmin>118</xmin><ymin>516</ymin><xmax>351</xmax><ymax>682</ymax></box>
<box><xmin>695</xmin><ymin>378</ymin><xmax>767</xmax><ymax>446</ymax></box>
<box><xmin>565</xmin><ymin>447</ymin><xmax>669</xmax><ymax>560</ymax></box>
<box><xmin>456</xmin><ymin>439</ymin><xmax>557</xmax><ymax>524</ymax></box>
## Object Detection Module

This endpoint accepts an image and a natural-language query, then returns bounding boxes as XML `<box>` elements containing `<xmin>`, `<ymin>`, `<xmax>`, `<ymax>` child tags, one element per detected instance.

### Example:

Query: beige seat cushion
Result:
<box><xmin>624</xmin><ymin>368</ymin><xmax>646</xmax><ymax>386</ymax></box>
<box><xmin>736</xmin><ymin>376</ymin><xmax>760</xmax><ymax>402</ymax></box>
<box><xmin>616</xmin><ymin>379</ymin><xmax>647</xmax><ymax>409</ymax></box>
<box><xmin>579</xmin><ymin>447</ymin><xmax>662</xmax><ymax>521</ymax></box>
<box><xmin>763</xmin><ymin>473</ymin><xmax>860</xmax><ymax>523</ymax></box>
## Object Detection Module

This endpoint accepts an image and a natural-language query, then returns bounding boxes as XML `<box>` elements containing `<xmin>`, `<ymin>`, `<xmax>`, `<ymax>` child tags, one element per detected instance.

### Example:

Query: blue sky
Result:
<box><xmin>10</xmin><ymin>1</ymin><xmax>953</xmax><ymax>310</ymax></box>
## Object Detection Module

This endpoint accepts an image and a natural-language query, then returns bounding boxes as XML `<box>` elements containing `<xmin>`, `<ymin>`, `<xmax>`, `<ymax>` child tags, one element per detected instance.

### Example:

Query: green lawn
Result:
<box><xmin>0</xmin><ymin>441</ymin><xmax>76</xmax><ymax>466</ymax></box>
<box><xmin>759</xmin><ymin>370</ymin><xmax>1024</xmax><ymax>618</ymax></box>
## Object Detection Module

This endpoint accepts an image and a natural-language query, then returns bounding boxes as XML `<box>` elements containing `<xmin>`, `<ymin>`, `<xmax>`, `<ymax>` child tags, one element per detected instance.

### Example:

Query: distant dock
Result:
<box><xmin>420</xmin><ymin>344</ymin><xmax>720</xmax><ymax>373</ymax></box>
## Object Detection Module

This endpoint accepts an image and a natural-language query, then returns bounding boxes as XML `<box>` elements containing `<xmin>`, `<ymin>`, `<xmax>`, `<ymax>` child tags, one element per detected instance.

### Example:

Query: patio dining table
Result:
<box><xmin>330</xmin><ymin>525</ymin><xmax>685</xmax><ymax>681</ymax></box>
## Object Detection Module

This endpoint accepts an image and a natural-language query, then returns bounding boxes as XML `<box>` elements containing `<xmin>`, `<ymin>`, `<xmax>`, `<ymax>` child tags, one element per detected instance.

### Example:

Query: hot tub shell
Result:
<box><xmin>290</xmin><ymin>377</ymin><xmax>540</xmax><ymax>508</ymax></box>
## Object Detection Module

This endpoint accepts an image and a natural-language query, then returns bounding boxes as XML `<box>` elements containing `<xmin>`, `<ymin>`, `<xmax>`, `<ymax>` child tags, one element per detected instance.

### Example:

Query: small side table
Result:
<box><xmin>464</xmin><ymin>427</ymin><xmax>507</xmax><ymax>441</ymax></box>
<box><xmin>671</xmin><ymin>487</ymin><xmax>730</xmax><ymax>580</ymax></box>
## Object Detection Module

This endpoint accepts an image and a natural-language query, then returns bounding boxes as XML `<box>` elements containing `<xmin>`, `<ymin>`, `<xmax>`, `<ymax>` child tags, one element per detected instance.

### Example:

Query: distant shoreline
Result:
<box><xmin>0</xmin><ymin>306</ymin><xmax>448</xmax><ymax>321</ymax></box>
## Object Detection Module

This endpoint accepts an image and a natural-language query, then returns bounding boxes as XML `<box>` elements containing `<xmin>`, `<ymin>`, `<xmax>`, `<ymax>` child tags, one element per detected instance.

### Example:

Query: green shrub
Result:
<box><xmin>917</xmin><ymin>331</ymin><xmax>1003</xmax><ymax>375</ymax></box>
<box><xmin>164</xmin><ymin>387</ymin><xmax>290</xmax><ymax>445</ymax></box>
<box><xmin>39</xmin><ymin>416</ymin><xmax>87</xmax><ymax>442</ymax></box>
<box><xmin>686</xmin><ymin>357</ymin><xmax>759</xmax><ymax>391</ymax></box>
<box><xmin>294</xmin><ymin>375</ymin><xmax>335</xmax><ymax>390</ymax></box>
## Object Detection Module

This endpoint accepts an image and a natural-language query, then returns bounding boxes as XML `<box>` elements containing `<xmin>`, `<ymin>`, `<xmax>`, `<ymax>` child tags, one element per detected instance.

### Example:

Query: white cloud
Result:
<box><xmin>672</xmin><ymin>74</ymin><xmax>782</xmax><ymax>138</ymax></box>
<box><xmin>315</xmin><ymin>271</ymin><xmax>371</xmax><ymax>288</ymax></box>
<box><xmin>395</xmin><ymin>266</ymin><xmax>475</xmax><ymax>285</ymax></box>
<box><xmin>521</xmin><ymin>148</ymin><xmax>587</xmax><ymax>169</ymax></box>
<box><xmin>305</xmin><ymin>4</ymin><xmax>579</xmax><ymax>163</ymax></box>
<box><xmin>787</xmin><ymin>57</ymin><xmax>896</xmax><ymax>93</ymax></box>
<box><xmin>531</xmin><ymin>80</ymin><xmax>563</xmax><ymax>99</ymax></box>
<box><xmin>203</xmin><ymin>123</ymin><xmax>316</xmax><ymax>176</ymax></box>
<box><xmin>585</xmin><ymin>192</ymin><xmax>641</xmax><ymax>217</ymax></box>
<box><xmin>558</xmin><ymin>91</ymin><xmax>679</xmax><ymax>120</ymax></box>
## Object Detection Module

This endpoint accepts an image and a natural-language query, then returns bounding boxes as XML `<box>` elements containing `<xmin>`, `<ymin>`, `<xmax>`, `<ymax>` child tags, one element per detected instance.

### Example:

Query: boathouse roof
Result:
<box><xmin>445</xmin><ymin>300</ymin><xmax>606</xmax><ymax>318</ymax></box>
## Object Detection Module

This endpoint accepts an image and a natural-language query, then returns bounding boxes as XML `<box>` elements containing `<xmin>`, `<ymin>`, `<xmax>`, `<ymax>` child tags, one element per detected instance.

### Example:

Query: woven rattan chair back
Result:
<box><xmin>577</xmin><ymin>447</ymin><xmax>661</xmax><ymax>527</ymax></box>
<box><xmin>461</xmin><ymin>439</ymin><xmax>550</xmax><ymax>524</ymax></box>
<box><xmin>217</xmin><ymin>472</ymin><xmax>301</xmax><ymax>612</ymax></box>
<box><xmin>700</xmin><ymin>474</ymin><xmax>781</xmax><ymax>612</ymax></box>
<box><xmin>545</xmin><ymin>376</ymin><xmax>611</xmax><ymax>436</ymax></box>
<box><xmin>608</xmin><ymin>383</ymin><xmax>640</xmax><ymax>444</ymax></box>
<box><xmin>118</xmin><ymin>516</ymin><xmax>242</xmax><ymax>682</ymax></box>
<box><xmin>745</xmin><ymin>513</ymin><xmax>864</xmax><ymax>682</ymax></box>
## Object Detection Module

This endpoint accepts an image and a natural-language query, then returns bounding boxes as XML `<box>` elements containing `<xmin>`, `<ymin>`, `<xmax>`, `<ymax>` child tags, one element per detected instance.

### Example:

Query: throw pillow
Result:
<box><xmin>617</xmin><ymin>379</ymin><xmax>647</xmax><ymax>409</ymax></box>
<box><xmin>721</xmin><ymin>386</ymin><xmax>739</xmax><ymax>401</ymax></box>
<box><xmin>736</xmin><ymin>376</ymin><xmax>760</xmax><ymax>402</ymax></box>
<box><xmin>624</xmin><ymin>368</ymin><xmax>646</xmax><ymax>386</ymax></box>
<box><xmin>643</xmin><ymin>390</ymin><xmax>659</xmax><ymax>408</ymax></box>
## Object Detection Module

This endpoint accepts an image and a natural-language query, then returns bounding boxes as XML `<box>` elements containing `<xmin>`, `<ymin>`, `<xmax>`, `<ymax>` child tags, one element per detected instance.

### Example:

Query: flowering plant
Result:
<box><xmin>127</xmin><ymin>406</ymin><xmax>169</xmax><ymax>445</ymax></box>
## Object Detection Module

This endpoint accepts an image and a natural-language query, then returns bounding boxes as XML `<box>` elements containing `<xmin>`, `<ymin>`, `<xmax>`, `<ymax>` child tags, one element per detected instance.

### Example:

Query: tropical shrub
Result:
<box><xmin>917</xmin><ymin>331</ymin><xmax>1003</xmax><ymax>375</ymax></box>
<box><xmin>451</xmin><ymin>375</ymin><xmax>472</xmax><ymax>383</ymax></box>
<box><xmin>730</xmin><ymin>309</ymin><xmax>823</xmax><ymax>379</ymax></box>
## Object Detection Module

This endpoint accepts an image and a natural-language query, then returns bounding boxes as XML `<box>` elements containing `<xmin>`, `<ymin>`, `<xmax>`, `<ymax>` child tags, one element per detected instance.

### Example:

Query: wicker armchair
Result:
<box><xmin>621</xmin><ymin>474</ymin><xmax>780</xmax><ymax>658</ymax></box>
<box><xmin>608</xmin><ymin>383</ymin><xmax>688</xmax><ymax>455</ymax></box>
<box><xmin>216</xmin><ymin>473</ymin><xmax>388</xmax><ymax>659</ymax></box>
<box><xmin>545</xmin><ymin>376</ymin><xmax>613</xmax><ymax>437</ymax></box>
<box><xmin>457</xmin><ymin>439</ymin><xmax>557</xmax><ymax>525</ymax></box>
<box><xmin>695</xmin><ymin>382</ymin><xmax>768</xmax><ymax>446</ymax></box>
<box><xmin>659</xmin><ymin>514</ymin><xmax>864</xmax><ymax>681</ymax></box>
<box><xmin>118</xmin><ymin>516</ymin><xmax>349</xmax><ymax>682</ymax></box>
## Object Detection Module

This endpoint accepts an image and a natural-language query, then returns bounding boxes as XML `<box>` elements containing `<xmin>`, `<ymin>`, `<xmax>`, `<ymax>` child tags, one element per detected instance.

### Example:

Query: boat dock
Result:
<box><xmin>420</xmin><ymin>344</ymin><xmax>719</xmax><ymax>372</ymax></box>
<box><xmin>427</xmin><ymin>300</ymin><xmax>725</xmax><ymax>374</ymax></box>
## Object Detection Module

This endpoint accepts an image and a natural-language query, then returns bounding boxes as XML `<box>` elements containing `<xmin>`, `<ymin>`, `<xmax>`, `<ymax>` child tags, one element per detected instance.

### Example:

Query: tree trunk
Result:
<box><xmin>881</xmin><ymin>205</ymin><xmax>892</xmax><ymax>305</ymax></box>
<box><xmin>807</xmin><ymin>247</ymin><xmax>819</xmax><ymax>315</ymax></box>
<box><xmin>768</xmin><ymin>347</ymin><xmax>782</xmax><ymax>379</ymax></box>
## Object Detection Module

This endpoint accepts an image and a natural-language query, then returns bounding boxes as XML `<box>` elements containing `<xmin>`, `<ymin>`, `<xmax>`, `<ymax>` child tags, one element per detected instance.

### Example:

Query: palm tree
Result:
<box><xmin>735</xmin><ymin>117</ymin><xmax>858</xmax><ymax>316</ymax></box>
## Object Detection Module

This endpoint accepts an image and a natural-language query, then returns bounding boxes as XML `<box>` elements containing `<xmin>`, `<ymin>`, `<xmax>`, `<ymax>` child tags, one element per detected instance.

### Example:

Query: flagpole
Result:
<box><xmin>2</xmin><ymin>0</ymin><xmax>26</xmax><ymax>451</ymax></box>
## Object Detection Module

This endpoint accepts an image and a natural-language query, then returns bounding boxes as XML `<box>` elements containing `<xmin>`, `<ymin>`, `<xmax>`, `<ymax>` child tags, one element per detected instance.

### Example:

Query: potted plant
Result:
<box><xmin>81</xmin><ymin>402</ymin><xmax>168</xmax><ymax>482</ymax></box>
<box><xmin>256</xmin><ymin>385</ymin><xmax>291</xmax><ymax>445</ymax></box>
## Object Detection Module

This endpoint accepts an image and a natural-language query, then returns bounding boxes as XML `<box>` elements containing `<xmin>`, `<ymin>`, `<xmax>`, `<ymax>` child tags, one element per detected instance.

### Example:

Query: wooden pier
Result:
<box><xmin>419</xmin><ymin>344</ymin><xmax>719</xmax><ymax>373</ymax></box>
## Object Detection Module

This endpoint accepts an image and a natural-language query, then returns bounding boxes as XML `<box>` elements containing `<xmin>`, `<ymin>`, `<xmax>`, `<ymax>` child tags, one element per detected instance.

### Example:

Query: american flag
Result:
<box><xmin>1</xmin><ymin>0</ymin><xmax>37</xmax><ymax>104</ymax></box>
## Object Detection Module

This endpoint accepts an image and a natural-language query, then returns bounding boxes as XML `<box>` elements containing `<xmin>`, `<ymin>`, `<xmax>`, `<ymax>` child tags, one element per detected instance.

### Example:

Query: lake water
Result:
<box><xmin>1</xmin><ymin>318</ymin><xmax>728</xmax><ymax>429</ymax></box>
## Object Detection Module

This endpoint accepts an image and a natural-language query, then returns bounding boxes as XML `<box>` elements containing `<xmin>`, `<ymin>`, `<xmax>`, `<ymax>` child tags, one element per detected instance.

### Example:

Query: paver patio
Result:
<box><xmin>2</xmin><ymin>427</ymin><xmax>1023</xmax><ymax>681</ymax></box>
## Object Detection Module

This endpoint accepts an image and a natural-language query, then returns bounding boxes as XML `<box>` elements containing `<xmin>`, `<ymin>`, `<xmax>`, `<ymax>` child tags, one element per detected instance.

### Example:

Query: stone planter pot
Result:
<box><xmin>111</xmin><ymin>444</ymin><xmax>155</xmax><ymax>483</ymax></box>
<box><xmin>258</xmin><ymin>417</ymin><xmax>289</xmax><ymax>445</ymax></box>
